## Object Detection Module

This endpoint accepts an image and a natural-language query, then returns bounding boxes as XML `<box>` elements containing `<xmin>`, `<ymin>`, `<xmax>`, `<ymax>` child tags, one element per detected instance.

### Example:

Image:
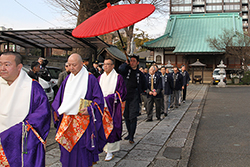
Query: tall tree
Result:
<box><xmin>47</xmin><ymin>0</ymin><xmax>169</xmax><ymax>56</ymax></box>
<box><xmin>47</xmin><ymin>0</ymin><xmax>120</xmax><ymax>59</ymax></box>
<box><xmin>119</xmin><ymin>0</ymin><xmax>169</xmax><ymax>54</ymax></box>
<box><xmin>133</xmin><ymin>28</ymin><xmax>154</xmax><ymax>52</ymax></box>
<box><xmin>207</xmin><ymin>29</ymin><xmax>250</xmax><ymax>72</ymax></box>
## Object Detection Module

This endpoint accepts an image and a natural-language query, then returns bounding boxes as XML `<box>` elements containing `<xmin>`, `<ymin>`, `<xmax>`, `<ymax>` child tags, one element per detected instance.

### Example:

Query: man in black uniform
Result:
<box><xmin>118</xmin><ymin>55</ymin><xmax>146</xmax><ymax>144</ymax></box>
<box><xmin>171</xmin><ymin>66</ymin><xmax>183</xmax><ymax>108</ymax></box>
<box><xmin>181</xmin><ymin>65</ymin><xmax>190</xmax><ymax>103</ymax></box>
<box><xmin>89</xmin><ymin>60</ymin><xmax>101</xmax><ymax>78</ymax></box>
<box><xmin>82</xmin><ymin>57</ymin><xmax>90</xmax><ymax>71</ymax></box>
<box><xmin>28</xmin><ymin>61</ymin><xmax>40</xmax><ymax>81</ymax></box>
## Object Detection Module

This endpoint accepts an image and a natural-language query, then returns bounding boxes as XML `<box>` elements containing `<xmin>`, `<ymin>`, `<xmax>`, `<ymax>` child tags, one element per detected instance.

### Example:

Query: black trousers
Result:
<box><xmin>161</xmin><ymin>91</ymin><xmax>164</xmax><ymax>113</ymax></box>
<box><xmin>124</xmin><ymin>94</ymin><xmax>139</xmax><ymax>141</ymax></box>
<box><xmin>183</xmin><ymin>85</ymin><xmax>187</xmax><ymax>101</ymax></box>
<box><xmin>147</xmin><ymin>96</ymin><xmax>162</xmax><ymax>120</ymax></box>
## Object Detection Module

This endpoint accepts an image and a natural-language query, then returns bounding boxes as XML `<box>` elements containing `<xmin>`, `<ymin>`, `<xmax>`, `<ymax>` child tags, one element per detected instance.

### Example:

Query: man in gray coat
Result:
<box><xmin>57</xmin><ymin>62</ymin><xmax>70</xmax><ymax>87</ymax></box>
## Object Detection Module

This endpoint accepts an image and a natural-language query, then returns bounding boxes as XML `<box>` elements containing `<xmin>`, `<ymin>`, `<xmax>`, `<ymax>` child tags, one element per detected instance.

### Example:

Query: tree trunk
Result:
<box><xmin>125</xmin><ymin>25</ymin><xmax>134</xmax><ymax>55</ymax></box>
<box><xmin>75</xmin><ymin>0</ymin><xmax>120</xmax><ymax>61</ymax></box>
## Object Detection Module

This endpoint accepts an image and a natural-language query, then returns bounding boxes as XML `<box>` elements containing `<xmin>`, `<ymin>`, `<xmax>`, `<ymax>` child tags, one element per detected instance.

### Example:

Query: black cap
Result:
<box><xmin>83</xmin><ymin>57</ymin><xmax>90</xmax><ymax>62</ymax></box>
<box><xmin>93</xmin><ymin>60</ymin><xmax>99</xmax><ymax>64</ymax></box>
<box><xmin>31</xmin><ymin>61</ymin><xmax>40</xmax><ymax>69</ymax></box>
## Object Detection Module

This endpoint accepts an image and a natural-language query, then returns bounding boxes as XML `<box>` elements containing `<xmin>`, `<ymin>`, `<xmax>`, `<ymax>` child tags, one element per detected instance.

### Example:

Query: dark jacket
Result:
<box><xmin>38</xmin><ymin>69</ymin><xmax>51</xmax><ymax>82</ymax></box>
<box><xmin>28</xmin><ymin>70</ymin><xmax>39</xmax><ymax>81</ymax></box>
<box><xmin>118</xmin><ymin>63</ymin><xmax>147</xmax><ymax>102</ymax></box>
<box><xmin>142</xmin><ymin>73</ymin><xmax>149</xmax><ymax>95</ymax></box>
<box><xmin>181</xmin><ymin>70</ymin><xmax>191</xmax><ymax>86</ymax></box>
<box><xmin>162</xmin><ymin>73</ymin><xmax>173</xmax><ymax>95</ymax></box>
<box><xmin>171</xmin><ymin>72</ymin><xmax>183</xmax><ymax>91</ymax></box>
<box><xmin>89</xmin><ymin>67</ymin><xmax>101</xmax><ymax>78</ymax></box>
<box><xmin>155</xmin><ymin>70</ymin><xmax>161</xmax><ymax>77</ymax></box>
<box><xmin>145</xmin><ymin>74</ymin><xmax>162</xmax><ymax>98</ymax></box>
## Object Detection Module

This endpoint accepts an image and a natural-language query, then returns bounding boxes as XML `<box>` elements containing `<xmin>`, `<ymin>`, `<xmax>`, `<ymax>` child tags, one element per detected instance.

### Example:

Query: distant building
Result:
<box><xmin>143</xmin><ymin>13</ymin><xmax>243</xmax><ymax>83</ymax></box>
<box><xmin>136</xmin><ymin>50</ymin><xmax>155</xmax><ymax>68</ymax></box>
<box><xmin>170</xmin><ymin>0</ymin><xmax>250</xmax><ymax>32</ymax></box>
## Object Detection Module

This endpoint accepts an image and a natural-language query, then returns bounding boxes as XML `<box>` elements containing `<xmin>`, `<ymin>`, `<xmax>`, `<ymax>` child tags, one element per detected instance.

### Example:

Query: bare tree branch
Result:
<box><xmin>46</xmin><ymin>0</ymin><xmax>169</xmax><ymax>55</ymax></box>
<box><xmin>207</xmin><ymin>29</ymin><xmax>250</xmax><ymax>71</ymax></box>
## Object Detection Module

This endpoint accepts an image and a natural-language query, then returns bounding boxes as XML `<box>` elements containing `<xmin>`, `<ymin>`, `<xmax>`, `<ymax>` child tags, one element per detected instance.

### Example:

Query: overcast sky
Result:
<box><xmin>1</xmin><ymin>0</ymin><xmax>168</xmax><ymax>38</ymax></box>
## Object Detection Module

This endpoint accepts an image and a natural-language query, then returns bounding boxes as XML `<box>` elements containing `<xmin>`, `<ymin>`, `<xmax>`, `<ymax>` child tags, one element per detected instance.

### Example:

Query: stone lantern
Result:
<box><xmin>166</xmin><ymin>60</ymin><xmax>173</xmax><ymax>71</ymax></box>
<box><xmin>217</xmin><ymin>60</ymin><xmax>227</xmax><ymax>87</ymax></box>
<box><xmin>189</xmin><ymin>59</ymin><xmax>206</xmax><ymax>84</ymax></box>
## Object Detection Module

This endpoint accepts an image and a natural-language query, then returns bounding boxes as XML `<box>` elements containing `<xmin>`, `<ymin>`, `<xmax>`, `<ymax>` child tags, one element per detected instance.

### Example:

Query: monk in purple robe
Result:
<box><xmin>0</xmin><ymin>52</ymin><xmax>51</xmax><ymax>167</ymax></box>
<box><xmin>97</xmin><ymin>58</ymin><xmax>126</xmax><ymax>161</ymax></box>
<box><xmin>52</xmin><ymin>53</ymin><xmax>106</xmax><ymax>167</ymax></box>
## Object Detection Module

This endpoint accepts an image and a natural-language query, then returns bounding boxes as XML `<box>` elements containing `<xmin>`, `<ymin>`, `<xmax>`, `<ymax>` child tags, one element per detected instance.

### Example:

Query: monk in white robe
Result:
<box><xmin>97</xmin><ymin>58</ymin><xmax>126</xmax><ymax>161</ymax></box>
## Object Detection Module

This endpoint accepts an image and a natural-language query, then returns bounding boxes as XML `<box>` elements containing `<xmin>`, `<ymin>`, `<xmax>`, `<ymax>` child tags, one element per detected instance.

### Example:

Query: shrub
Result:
<box><xmin>241</xmin><ymin>71</ymin><xmax>250</xmax><ymax>85</ymax></box>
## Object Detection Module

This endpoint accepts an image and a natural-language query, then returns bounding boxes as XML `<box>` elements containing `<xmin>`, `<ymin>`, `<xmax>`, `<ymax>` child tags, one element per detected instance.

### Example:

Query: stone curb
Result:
<box><xmin>149</xmin><ymin>85</ymin><xmax>208</xmax><ymax>167</ymax></box>
<box><xmin>177</xmin><ymin>85</ymin><xmax>208</xmax><ymax>167</ymax></box>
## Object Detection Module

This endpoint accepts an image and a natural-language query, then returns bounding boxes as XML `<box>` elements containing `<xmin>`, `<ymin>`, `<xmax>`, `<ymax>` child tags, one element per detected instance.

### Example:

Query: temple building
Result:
<box><xmin>143</xmin><ymin>13</ymin><xmax>244</xmax><ymax>83</ymax></box>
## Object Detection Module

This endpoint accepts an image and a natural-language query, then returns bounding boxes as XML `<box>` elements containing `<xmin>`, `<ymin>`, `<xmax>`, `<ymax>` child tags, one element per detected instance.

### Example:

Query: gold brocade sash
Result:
<box><xmin>55</xmin><ymin>99</ymin><xmax>92</xmax><ymax>152</ymax></box>
<box><xmin>0</xmin><ymin>144</ymin><xmax>10</xmax><ymax>167</ymax></box>
<box><xmin>101</xmin><ymin>107</ymin><xmax>113</xmax><ymax>139</ymax></box>
<box><xmin>99</xmin><ymin>92</ymin><xmax>125</xmax><ymax>139</ymax></box>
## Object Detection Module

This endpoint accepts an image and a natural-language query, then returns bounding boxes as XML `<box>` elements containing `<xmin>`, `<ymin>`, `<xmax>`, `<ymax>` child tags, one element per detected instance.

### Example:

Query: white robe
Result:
<box><xmin>99</xmin><ymin>69</ymin><xmax>120</xmax><ymax>153</ymax></box>
<box><xmin>0</xmin><ymin>69</ymin><xmax>32</xmax><ymax>133</ymax></box>
<box><xmin>58</xmin><ymin>66</ymin><xmax>88</xmax><ymax>115</ymax></box>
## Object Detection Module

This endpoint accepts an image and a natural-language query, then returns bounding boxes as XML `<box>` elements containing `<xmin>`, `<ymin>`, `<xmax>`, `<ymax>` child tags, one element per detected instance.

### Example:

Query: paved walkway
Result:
<box><xmin>45</xmin><ymin>84</ymin><xmax>208</xmax><ymax>167</ymax></box>
<box><xmin>188</xmin><ymin>86</ymin><xmax>250</xmax><ymax>167</ymax></box>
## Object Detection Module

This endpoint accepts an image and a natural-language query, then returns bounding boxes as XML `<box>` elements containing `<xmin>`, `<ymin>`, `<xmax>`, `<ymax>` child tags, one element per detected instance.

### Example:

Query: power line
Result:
<box><xmin>14</xmin><ymin>0</ymin><xmax>58</xmax><ymax>27</ymax></box>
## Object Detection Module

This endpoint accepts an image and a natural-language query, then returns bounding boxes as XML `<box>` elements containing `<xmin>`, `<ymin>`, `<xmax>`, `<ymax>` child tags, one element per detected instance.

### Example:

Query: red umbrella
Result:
<box><xmin>72</xmin><ymin>2</ymin><xmax>155</xmax><ymax>59</ymax></box>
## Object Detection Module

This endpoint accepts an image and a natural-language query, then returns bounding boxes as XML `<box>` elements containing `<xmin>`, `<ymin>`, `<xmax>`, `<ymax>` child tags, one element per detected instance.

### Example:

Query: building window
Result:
<box><xmin>156</xmin><ymin>55</ymin><xmax>162</xmax><ymax>64</ymax></box>
<box><xmin>224</xmin><ymin>4</ymin><xmax>240</xmax><ymax>10</ymax></box>
<box><xmin>207</xmin><ymin>0</ymin><xmax>222</xmax><ymax>3</ymax></box>
<box><xmin>172</xmin><ymin>0</ymin><xmax>191</xmax><ymax>4</ymax></box>
<box><xmin>224</xmin><ymin>0</ymin><xmax>240</xmax><ymax>2</ymax></box>
<box><xmin>165</xmin><ymin>55</ymin><xmax>176</xmax><ymax>65</ymax></box>
<box><xmin>193</xmin><ymin>7</ymin><xmax>205</xmax><ymax>12</ymax></box>
<box><xmin>206</xmin><ymin>5</ymin><xmax>222</xmax><ymax>10</ymax></box>
<box><xmin>172</xmin><ymin>6</ymin><xmax>191</xmax><ymax>11</ymax></box>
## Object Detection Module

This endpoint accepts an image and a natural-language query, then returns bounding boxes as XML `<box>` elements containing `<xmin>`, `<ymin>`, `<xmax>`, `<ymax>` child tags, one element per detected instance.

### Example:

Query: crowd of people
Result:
<box><xmin>0</xmin><ymin>51</ymin><xmax>190</xmax><ymax>167</ymax></box>
<box><xmin>139</xmin><ymin>64</ymin><xmax>191</xmax><ymax>120</ymax></box>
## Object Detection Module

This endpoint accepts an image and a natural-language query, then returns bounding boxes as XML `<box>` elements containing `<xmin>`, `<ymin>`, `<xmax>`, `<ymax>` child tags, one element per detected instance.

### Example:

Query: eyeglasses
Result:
<box><xmin>103</xmin><ymin>63</ymin><xmax>113</xmax><ymax>66</ymax></box>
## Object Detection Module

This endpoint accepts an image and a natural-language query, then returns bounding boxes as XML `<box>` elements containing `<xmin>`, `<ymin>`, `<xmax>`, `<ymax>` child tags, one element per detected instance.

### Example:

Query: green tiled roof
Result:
<box><xmin>143</xmin><ymin>13</ymin><xmax>243</xmax><ymax>53</ymax></box>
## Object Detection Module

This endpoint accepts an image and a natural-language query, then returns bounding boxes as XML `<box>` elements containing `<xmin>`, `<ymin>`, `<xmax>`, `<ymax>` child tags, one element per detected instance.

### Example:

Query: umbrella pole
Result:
<box><xmin>117</xmin><ymin>30</ymin><xmax>129</xmax><ymax>61</ymax></box>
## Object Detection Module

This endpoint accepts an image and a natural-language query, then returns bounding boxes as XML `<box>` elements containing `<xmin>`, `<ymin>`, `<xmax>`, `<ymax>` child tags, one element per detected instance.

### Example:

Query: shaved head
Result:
<box><xmin>68</xmin><ymin>53</ymin><xmax>83</xmax><ymax>75</ymax></box>
<box><xmin>69</xmin><ymin>53</ymin><xmax>83</xmax><ymax>62</ymax></box>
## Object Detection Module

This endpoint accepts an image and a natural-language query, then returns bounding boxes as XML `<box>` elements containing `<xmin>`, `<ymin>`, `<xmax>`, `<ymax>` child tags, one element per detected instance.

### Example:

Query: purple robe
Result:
<box><xmin>98</xmin><ymin>74</ymin><xmax>127</xmax><ymax>143</ymax></box>
<box><xmin>52</xmin><ymin>74</ymin><xmax>107</xmax><ymax>167</ymax></box>
<box><xmin>0</xmin><ymin>81</ymin><xmax>51</xmax><ymax>167</ymax></box>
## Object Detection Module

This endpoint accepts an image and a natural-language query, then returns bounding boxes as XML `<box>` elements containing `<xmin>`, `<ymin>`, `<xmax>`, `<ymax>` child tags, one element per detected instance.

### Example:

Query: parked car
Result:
<box><xmin>46</xmin><ymin>66</ymin><xmax>62</xmax><ymax>94</ymax></box>
<box><xmin>22</xmin><ymin>66</ymin><xmax>54</xmax><ymax>102</ymax></box>
<box><xmin>212</xmin><ymin>68</ymin><xmax>226</xmax><ymax>85</ymax></box>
